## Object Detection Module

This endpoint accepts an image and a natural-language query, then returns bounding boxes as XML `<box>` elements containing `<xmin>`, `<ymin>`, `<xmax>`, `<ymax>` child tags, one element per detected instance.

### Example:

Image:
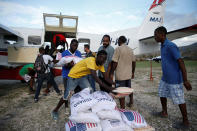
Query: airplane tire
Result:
<box><xmin>20</xmin><ymin>80</ymin><xmax>26</xmax><ymax>83</ymax></box>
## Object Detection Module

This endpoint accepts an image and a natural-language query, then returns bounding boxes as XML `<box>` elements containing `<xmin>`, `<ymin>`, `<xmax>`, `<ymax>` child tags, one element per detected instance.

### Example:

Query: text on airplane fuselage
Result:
<box><xmin>149</xmin><ymin>17</ymin><xmax>163</xmax><ymax>22</ymax></box>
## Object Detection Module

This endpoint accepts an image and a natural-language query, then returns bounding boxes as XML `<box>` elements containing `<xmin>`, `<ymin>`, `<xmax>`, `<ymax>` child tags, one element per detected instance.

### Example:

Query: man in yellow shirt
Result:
<box><xmin>52</xmin><ymin>50</ymin><xmax>114</xmax><ymax>120</ymax></box>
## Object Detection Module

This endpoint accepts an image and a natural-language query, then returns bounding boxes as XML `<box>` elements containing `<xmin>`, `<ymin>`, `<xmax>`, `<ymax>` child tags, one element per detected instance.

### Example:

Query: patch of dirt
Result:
<box><xmin>0</xmin><ymin>67</ymin><xmax>196</xmax><ymax>131</ymax></box>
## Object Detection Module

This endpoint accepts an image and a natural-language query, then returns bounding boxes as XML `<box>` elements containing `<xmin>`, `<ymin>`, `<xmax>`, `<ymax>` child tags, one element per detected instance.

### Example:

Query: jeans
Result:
<box><xmin>63</xmin><ymin>76</ymin><xmax>91</xmax><ymax>100</ymax></box>
<box><xmin>63</xmin><ymin>77</ymin><xmax>68</xmax><ymax>90</ymax></box>
<box><xmin>63</xmin><ymin>77</ymin><xmax>81</xmax><ymax>94</ymax></box>
<box><xmin>87</xmin><ymin>74</ymin><xmax>96</xmax><ymax>91</ymax></box>
<box><xmin>34</xmin><ymin>72</ymin><xmax>60</xmax><ymax>99</ymax></box>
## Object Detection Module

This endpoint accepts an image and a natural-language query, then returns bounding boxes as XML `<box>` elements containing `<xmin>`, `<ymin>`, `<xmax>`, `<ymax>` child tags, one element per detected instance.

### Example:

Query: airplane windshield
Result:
<box><xmin>63</xmin><ymin>18</ymin><xmax>76</xmax><ymax>28</ymax></box>
<box><xmin>45</xmin><ymin>17</ymin><xmax>59</xmax><ymax>26</ymax></box>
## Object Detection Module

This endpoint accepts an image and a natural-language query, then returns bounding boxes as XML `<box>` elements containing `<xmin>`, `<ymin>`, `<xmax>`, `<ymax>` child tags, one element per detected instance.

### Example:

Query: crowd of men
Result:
<box><xmin>19</xmin><ymin>26</ymin><xmax>192</xmax><ymax>128</ymax></box>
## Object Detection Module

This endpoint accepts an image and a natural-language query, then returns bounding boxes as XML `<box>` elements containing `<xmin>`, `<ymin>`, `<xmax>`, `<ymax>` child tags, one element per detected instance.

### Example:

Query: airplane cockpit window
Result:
<box><xmin>28</xmin><ymin>36</ymin><xmax>41</xmax><ymax>45</ymax></box>
<box><xmin>45</xmin><ymin>17</ymin><xmax>59</xmax><ymax>26</ymax></box>
<box><xmin>63</xmin><ymin>18</ymin><xmax>76</xmax><ymax>27</ymax></box>
<box><xmin>4</xmin><ymin>35</ymin><xmax>17</xmax><ymax>44</ymax></box>
<box><xmin>4</xmin><ymin>40</ymin><xmax>16</xmax><ymax>44</ymax></box>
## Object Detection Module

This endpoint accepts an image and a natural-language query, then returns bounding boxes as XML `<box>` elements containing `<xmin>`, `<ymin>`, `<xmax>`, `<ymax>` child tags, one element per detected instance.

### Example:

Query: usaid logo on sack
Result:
<box><xmin>73</xmin><ymin>94</ymin><xmax>83</xmax><ymax>99</ymax></box>
<box><xmin>149</xmin><ymin>17</ymin><xmax>163</xmax><ymax>23</ymax></box>
<box><xmin>109</xmin><ymin>120</ymin><xmax>120</xmax><ymax>126</ymax></box>
<box><xmin>98</xmin><ymin>98</ymin><xmax>114</xmax><ymax>102</ymax></box>
<box><xmin>73</xmin><ymin>98</ymin><xmax>92</xmax><ymax>107</ymax></box>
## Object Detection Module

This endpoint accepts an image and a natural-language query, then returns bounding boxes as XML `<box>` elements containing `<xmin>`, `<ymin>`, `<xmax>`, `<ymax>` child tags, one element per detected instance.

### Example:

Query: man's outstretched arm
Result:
<box><xmin>90</xmin><ymin>69</ymin><xmax>114</xmax><ymax>92</ymax></box>
<box><xmin>109</xmin><ymin>61</ymin><xmax>117</xmax><ymax>80</ymax></box>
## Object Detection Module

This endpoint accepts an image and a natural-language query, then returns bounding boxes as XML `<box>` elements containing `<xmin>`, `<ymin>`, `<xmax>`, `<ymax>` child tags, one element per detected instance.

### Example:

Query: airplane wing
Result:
<box><xmin>0</xmin><ymin>23</ymin><xmax>23</xmax><ymax>41</ymax></box>
<box><xmin>139</xmin><ymin>24</ymin><xmax>197</xmax><ymax>44</ymax></box>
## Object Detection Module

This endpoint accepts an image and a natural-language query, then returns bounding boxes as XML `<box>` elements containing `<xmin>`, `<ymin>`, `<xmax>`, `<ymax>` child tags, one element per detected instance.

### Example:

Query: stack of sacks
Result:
<box><xmin>92</xmin><ymin>91</ymin><xmax>132</xmax><ymax>131</ymax></box>
<box><xmin>55</xmin><ymin>56</ymin><xmax>82</xmax><ymax>67</ymax></box>
<box><xmin>67</xmin><ymin>88</ymin><xmax>102</xmax><ymax>131</ymax></box>
<box><xmin>66</xmin><ymin>89</ymin><xmax>148</xmax><ymax>131</ymax></box>
<box><xmin>91</xmin><ymin>91</ymin><xmax>122</xmax><ymax>120</ymax></box>
<box><xmin>69</xmin><ymin>88</ymin><xmax>99</xmax><ymax>123</ymax></box>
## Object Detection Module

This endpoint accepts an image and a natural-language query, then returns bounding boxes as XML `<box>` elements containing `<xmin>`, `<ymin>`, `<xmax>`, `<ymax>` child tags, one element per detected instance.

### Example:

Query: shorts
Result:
<box><xmin>158</xmin><ymin>80</ymin><xmax>185</xmax><ymax>104</ymax></box>
<box><xmin>115</xmin><ymin>79</ymin><xmax>131</xmax><ymax>88</ymax></box>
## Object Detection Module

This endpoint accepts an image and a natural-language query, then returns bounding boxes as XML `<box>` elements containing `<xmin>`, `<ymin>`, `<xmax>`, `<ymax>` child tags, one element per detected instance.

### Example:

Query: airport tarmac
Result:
<box><xmin>0</xmin><ymin>62</ymin><xmax>196</xmax><ymax>131</ymax></box>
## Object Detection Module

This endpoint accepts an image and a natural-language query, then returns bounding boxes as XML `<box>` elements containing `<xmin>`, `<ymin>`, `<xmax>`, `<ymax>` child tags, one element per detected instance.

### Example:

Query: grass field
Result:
<box><xmin>136</xmin><ymin>60</ymin><xmax>197</xmax><ymax>68</ymax></box>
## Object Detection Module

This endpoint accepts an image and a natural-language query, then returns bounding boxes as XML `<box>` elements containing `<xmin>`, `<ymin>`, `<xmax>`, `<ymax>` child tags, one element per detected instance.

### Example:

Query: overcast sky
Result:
<box><xmin>0</xmin><ymin>0</ymin><xmax>197</xmax><ymax>35</ymax></box>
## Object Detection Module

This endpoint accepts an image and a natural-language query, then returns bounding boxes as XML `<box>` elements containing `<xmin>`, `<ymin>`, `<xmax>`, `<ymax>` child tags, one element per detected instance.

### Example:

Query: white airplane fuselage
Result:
<box><xmin>0</xmin><ymin>0</ymin><xmax>196</xmax><ymax>80</ymax></box>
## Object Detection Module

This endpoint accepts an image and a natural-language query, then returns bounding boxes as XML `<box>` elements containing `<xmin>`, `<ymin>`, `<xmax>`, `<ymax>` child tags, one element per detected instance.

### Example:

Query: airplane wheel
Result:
<box><xmin>20</xmin><ymin>80</ymin><xmax>26</xmax><ymax>83</ymax></box>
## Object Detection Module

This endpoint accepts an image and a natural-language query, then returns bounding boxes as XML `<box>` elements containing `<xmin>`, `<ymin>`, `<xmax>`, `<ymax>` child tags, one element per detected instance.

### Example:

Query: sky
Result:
<box><xmin>0</xmin><ymin>0</ymin><xmax>197</xmax><ymax>35</ymax></box>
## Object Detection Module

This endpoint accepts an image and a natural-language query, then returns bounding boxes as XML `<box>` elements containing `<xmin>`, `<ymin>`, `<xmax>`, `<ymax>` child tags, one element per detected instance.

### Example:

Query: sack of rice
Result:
<box><xmin>91</xmin><ymin>91</ymin><xmax>116</xmax><ymax>113</ymax></box>
<box><xmin>69</xmin><ymin>112</ymin><xmax>100</xmax><ymax>123</ymax></box>
<box><xmin>65</xmin><ymin>120</ymin><xmax>102</xmax><ymax>131</ymax></box>
<box><xmin>56</xmin><ymin>56</ymin><xmax>82</xmax><ymax>67</ymax></box>
<box><xmin>96</xmin><ymin>109</ymin><xmax>122</xmax><ymax>121</ymax></box>
<box><xmin>100</xmin><ymin>119</ymin><xmax>133</xmax><ymax>131</ymax></box>
<box><xmin>70</xmin><ymin>88</ymin><xmax>97</xmax><ymax>115</ymax></box>
<box><xmin>119</xmin><ymin>109</ymin><xmax>147</xmax><ymax>128</ymax></box>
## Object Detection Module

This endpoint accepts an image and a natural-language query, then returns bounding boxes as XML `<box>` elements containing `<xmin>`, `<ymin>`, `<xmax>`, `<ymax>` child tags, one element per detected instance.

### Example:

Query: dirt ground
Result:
<box><xmin>0</xmin><ymin>66</ymin><xmax>196</xmax><ymax>131</ymax></box>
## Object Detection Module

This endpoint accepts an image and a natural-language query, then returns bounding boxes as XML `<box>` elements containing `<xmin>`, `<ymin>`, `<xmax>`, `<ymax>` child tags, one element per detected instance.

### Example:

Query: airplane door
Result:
<box><xmin>8</xmin><ymin>47</ymin><xmax>39</xmax><ymax>63</ymax></box>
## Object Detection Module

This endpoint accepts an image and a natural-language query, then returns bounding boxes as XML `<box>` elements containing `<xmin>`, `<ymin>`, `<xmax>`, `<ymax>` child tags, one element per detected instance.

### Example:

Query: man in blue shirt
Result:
<box><xmin>51</xmin><ymin>39</ymin><xmax>81</xmax><ymax>120</ymax></box>
<box><xmin>154</xmin><ymin>26</ymin><xmax>192</xmax><ymax>128</ymax></box>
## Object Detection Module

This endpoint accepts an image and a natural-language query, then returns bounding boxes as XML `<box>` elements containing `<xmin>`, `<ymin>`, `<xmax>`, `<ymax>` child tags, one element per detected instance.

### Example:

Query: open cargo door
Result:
<box><xmin>43</xmin><ymin>13</ymin><xmax>78</xmax><ymax>43</ymax></box>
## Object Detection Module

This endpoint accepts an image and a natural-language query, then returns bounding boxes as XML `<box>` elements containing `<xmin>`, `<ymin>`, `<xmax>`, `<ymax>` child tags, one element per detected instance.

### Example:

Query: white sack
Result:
<box><xmin>24</xmin><ymin>74</ymin><xmax>31</xmax><ymax>82</ymax></box>
<box><xmin>56</xmin><ymin>56</ymin><xmax>82</xmax><ymax>67</ymax></box>
<box><xmin>65</xmin><ymin>120</ymin><xmax>102</xmax><ymax>131</ymax></box>
<box><xmin>101</xmin><ymin>119</ymin><xmax>133</xmax><ymax>131</ymax></box>
<box><xmin>70</xmin><ymin>88</ymin><xmax>97</xmax><ymax>115</ymax></box>
<box><xmin>69</xmin><ymin>112</ymin><xmax>100</xmax><ymax>123</ymax></box>
<box><xmin>119</xmin><ymin>108</ymin><xmax>147</xmax><ymax>128</ymax></box>
<box><xmin>91</xmin><ymin>91</ymin><xmax>116</xmax><ymax>113</ymax></box>
<box><xmin>96</xmin><ymin>110</ymin><xmax>122</xmax><ymax>121</ymax></box>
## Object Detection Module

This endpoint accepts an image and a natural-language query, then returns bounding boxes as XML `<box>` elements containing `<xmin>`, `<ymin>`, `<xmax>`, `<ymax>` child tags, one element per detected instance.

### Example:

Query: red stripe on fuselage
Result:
<box><xmin>0</xmin><ymin>52</ymin><xmax>8</xmax><ymax>56</ymax></box>
<box><xmin>0</xmin><ymin>66</ymin><xmax>23</xmax><ymax>80</ymax></box>
<box><xmin>0</xmin><ymin>66</ymin><xmax>62</xmax><ymax>80</ymax></box>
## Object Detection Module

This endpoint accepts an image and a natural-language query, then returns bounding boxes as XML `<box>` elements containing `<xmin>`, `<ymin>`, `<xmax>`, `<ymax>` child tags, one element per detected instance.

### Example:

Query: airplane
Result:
<box><xmin>0</xmin><ymin>0</ymin><xmax>197</xmax><ymax>81</ymax></box>
<box><xmin>77</xmin><ymin>0</ymin><xmax>197</xmax><ymax>56</ymax></box>
<box><xmin>0</xmin><ymin>14</ymin><xmax>79</xmax><ymax>81</ymax></box>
